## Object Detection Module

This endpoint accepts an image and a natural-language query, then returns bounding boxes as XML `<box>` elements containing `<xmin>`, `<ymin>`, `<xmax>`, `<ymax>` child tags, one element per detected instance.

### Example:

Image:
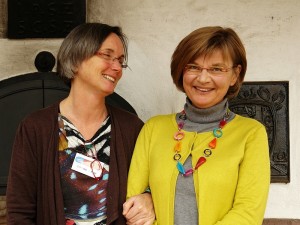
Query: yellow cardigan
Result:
<box><xmin>127</xmin><ymin>114</ymin><xmax>270</xmax><ymax>225</ymax></box>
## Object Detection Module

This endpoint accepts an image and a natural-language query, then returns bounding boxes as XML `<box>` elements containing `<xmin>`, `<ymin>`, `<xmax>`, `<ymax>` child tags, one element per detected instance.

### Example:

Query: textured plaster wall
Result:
<box><xmin>1</xmin><ymin>0</ymin><xmax>300</xmax><ymax>219</ymax></box>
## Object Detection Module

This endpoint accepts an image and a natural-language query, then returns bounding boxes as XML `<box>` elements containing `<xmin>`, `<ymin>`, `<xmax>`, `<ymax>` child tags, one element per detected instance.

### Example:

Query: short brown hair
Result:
<box><xmin>171</xmin><ymin>26</ymin><xmax>247</xmax><ymax>99</ymax></box>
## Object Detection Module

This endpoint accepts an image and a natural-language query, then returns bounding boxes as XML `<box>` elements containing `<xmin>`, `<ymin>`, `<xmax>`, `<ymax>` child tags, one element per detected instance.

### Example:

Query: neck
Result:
<box><xmin>184</xmin><ymin>98</ymin><xmax>229</xmax><ymax>123</ymax></box>
<box><xmin>61</xmin><ymin>97</ymin><xmax>107</xmax><ymax>122</ymax></box>
<box><xmin>176</xmin><ymin>98</ymin><xmax>235</xmax><ymax>133</ymax></box>
<box><xmin>60</xmin><ymin>87</ymin><xmax>108</xmax><ymax>140</ymax></box>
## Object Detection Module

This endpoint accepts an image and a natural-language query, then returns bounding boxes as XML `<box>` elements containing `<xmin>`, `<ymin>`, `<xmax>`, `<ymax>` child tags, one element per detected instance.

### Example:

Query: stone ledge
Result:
<box><xmin>0</xmin><ymin>195</ymin><xmax>6</xmax><ymax>225</ymax></box>
<box><xmin>263</xmin><ymin>219</ymin><xmax>300</xmax><ymax>225</ymax></box>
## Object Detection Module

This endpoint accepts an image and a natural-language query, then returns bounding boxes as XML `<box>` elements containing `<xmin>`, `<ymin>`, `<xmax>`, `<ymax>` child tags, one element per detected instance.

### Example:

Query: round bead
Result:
<box><xmin>179</xmin><ymin>114</ymin><xmax>187</xmax><ymax>120</ymax></box>
<box><xmin>213</xmin><ymin>128</ymin><xmax>223</xmax><ymax>138</ymax></box>
<box><xmin>173</xmin><ymin>153</ymin><xmax>182</xmax><ymax>160</ymax></box>
<box><xmin>204</xmin><ymin>148</ymin><xmax>212</xmax><ymax>157</ymax></box>
<box><xmin>174</xmin><ymin>131</ymin><xmax>185</xmax><ymax>140</ymax></box>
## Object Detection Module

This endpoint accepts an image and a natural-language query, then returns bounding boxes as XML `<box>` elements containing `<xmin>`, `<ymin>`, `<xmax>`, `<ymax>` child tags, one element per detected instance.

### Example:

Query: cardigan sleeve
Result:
<box><xmin>215</xmin><ymin>125</ymin><xmax>270</xmax><ymax>225</ymax></box>
<box><xmin>6</xmin><ymin>120</ymin><xmax>38</xmax><ymax>225</ymax></box>
<box><xmin>127</xmin><ymin>122</ymin><xmax>151</xmax><ymax>198</ymax></box>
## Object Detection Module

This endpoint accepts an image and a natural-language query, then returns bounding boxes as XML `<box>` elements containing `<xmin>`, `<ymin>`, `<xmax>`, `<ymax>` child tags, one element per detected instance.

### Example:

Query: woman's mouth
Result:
<box><xmin>103</xmin><ymin>74</ymin><xmax>115</xmax><ymax>83</ymax></box>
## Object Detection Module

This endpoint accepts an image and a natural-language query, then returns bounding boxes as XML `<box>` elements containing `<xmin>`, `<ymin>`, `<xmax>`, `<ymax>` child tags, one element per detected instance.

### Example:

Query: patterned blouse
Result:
<box><xmin>58</xmin><ymin>114</ymin><xmax>111</xmax><ymax>225</ymax></box>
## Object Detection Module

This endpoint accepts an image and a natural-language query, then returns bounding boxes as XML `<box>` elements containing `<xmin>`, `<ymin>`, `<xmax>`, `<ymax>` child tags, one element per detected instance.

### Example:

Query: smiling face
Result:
<box><xmin>183</xmin><ymin>50</ymin><xmax>240</xmax><ymax>109</ymax></box>
<box><xmin>74</xmin><ymin>33</ymin><xmax>125</xmax><ymax>97</ymax></box>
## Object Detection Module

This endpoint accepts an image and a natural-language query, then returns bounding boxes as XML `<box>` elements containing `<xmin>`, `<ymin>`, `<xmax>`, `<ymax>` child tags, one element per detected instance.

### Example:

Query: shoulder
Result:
<box><xmin>107</xmin><ymin>104</ymin><xmax>144</xmax><ymax>129</ymax></box>
<box><xmin>107</xmin><ymin>104</ymin><xmax>143</xmax><ymax>123</ymax></box>
<box><xmin>142</xmin><ymin>113</ymin><xmax>177</xmax><ymax>132</ymax></box>
<box><xmin>233</xmin><ymin>114</ymin><xmax>265</xmax><ymax>127</ymax></box>
<box><xmin>230</xmin><ymin>114</ymin><xmax>267</xmax><ymax>136</ymax></box>
<box><xmin>14</xmin><ymin>103</ymin><xmax>59</xmax><ymax>141</ymax></box>
<box><xmin>146</xmin><ymin>113</ymin><xmax>176</xmax><ymax>124</ymax></box>
<box><xmin>21</xmin><ymin>102</ymin><xmax>59</xmax><ymax>127</ymax></box>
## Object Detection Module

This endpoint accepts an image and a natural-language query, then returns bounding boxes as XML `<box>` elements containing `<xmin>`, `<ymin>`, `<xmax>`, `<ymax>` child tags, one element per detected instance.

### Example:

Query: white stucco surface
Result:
<box><xmin>1</xmin><ymin>0</ymin><xmax>300</xmax><ymax>219</ymax></box>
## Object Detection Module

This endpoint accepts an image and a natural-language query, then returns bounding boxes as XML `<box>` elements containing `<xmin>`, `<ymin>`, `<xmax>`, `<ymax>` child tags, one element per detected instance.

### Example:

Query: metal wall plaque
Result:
<box><xmin>8</xmin><ymin>0</ymin><xmax>86</xmax><ymax>38</ymax></box>
<box><xmin>229</xmin><ymin>81</ymin><xmax>290</xmax><ymax>183</ymax></box>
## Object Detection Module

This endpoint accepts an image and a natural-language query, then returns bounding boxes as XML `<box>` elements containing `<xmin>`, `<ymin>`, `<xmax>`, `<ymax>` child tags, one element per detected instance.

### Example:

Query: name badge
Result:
<box><xmin>71</xmin><ymin>153</ymin><xmax>103</xmax><ymax>179</ymax></box>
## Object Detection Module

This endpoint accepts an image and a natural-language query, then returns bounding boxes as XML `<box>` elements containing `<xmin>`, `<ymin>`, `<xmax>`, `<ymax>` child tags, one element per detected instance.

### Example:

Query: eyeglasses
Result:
<box><xmin>96</xmin><ymin>51</ymin><xmax>128</xmax><ymax>69</ymax></box>
<box><xmin>185</xmin><ymin>64</ymin><xmax>236</xmax><ymax>76</ymax></box>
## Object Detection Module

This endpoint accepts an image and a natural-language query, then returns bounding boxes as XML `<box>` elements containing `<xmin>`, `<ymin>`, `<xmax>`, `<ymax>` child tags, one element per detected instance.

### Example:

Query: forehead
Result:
<box><xmin>193</xmin><ymin>49</ymin><xmax>233</xmax><ymax>65</ymax></box>
<box><xmin>100</xmin><ymin>33</ymin><xmax>124</xmax><ymax>55</ymax></box>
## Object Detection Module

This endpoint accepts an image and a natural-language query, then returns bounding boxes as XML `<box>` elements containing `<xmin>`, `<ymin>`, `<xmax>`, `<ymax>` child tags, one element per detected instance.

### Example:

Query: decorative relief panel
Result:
<box><xmin>8</xmin><ymin>0</ymin><xmax>86</xmax><ymax>38</ymax></box>
<box><xmin>229</xmin><ymin>81</ymin><xmax>289</xmax><ymax>183</ymax></box>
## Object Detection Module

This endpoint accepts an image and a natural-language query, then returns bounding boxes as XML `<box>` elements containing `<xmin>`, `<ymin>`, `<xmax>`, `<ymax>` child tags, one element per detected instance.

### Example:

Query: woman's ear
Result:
<box><xmin>230</xmin><ymin>65</ymin><xmax>241</xmax><ymax>86</ymax></box>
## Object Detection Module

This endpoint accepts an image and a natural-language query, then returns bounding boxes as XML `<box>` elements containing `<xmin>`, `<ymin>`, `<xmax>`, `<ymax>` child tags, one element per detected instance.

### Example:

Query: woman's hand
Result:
<box><xmin>123</xmin><ymin>193</ymin><xmax>155</xmax><ymax>225</ymax></box>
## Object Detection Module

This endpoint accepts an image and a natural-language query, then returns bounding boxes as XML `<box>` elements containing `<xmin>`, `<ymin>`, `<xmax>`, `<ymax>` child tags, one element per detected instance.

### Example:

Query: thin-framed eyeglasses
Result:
<box><xmin>96</xmin><ymin>51</ymin><xmax>128</xmax><ymax>69</ymax></box>
<box><xmin>185</xmin><ymin>64</ymin><xmax>236</xmax><ymax>76</ymax></box>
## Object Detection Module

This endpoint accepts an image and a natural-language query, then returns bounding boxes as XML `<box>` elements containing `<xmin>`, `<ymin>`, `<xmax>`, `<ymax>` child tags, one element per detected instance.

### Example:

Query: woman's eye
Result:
<box><xmin>188</xmin><ymin>65</ymin><xmax>200</xmax><ymax>70</ymax></box>
<box><xmin>211</xmin><ymin>67</ymin><xmax>223</xmax><ymax>72</ymax></box>
<box><xmin>103</xmin><ymin>53</ymin><xmax>111</xmax><ymax>58</ymax></box>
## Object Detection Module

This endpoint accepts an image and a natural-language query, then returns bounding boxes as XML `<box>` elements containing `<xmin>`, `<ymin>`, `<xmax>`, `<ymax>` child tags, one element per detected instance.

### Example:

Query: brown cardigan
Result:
<box><xmin>6</xmin><ymin>103</ymin><xmax>144</xmax><ymax>225</ymax></box>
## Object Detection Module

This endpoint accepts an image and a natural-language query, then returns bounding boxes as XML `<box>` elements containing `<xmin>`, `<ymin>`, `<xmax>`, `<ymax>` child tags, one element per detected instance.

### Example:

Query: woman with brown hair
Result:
<box><xmin>126</xmin><ymin>26</ymin><xmax>270</xmax><ymax>225</ymax></box>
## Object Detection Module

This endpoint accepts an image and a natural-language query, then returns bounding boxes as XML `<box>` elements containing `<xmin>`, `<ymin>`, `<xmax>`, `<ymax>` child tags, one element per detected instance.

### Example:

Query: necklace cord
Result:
<box><xmin>173</xmin><ymin>109</ymin><xmax>228</xmax><ymax>177</ymax></box>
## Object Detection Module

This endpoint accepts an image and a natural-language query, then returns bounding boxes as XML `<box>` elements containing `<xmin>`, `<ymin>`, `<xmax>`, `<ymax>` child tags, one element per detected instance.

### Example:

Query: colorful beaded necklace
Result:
<box><xmin>173</xmin><ymin>109</ymin><xmax>230</xmax><ymax>177</ymax></box>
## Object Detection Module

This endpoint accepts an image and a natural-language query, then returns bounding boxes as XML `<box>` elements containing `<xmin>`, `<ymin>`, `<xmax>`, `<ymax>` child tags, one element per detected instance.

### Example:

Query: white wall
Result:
<box><xmin>1</xmin><ymin>0</ymin><xmax>300</xmax><ymax>219</ymax></box>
